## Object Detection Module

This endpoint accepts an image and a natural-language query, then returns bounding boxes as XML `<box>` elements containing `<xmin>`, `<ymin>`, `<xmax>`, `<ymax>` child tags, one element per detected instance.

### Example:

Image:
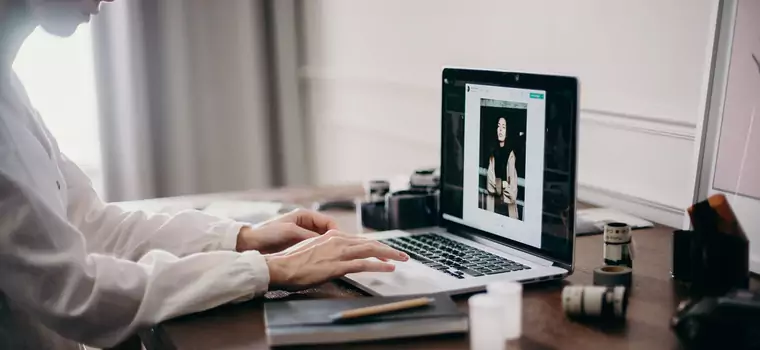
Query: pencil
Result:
<box><xmin>329</xmin><ymin>297</ymin><xmax>435</xmax><ymax>322</ymax></box>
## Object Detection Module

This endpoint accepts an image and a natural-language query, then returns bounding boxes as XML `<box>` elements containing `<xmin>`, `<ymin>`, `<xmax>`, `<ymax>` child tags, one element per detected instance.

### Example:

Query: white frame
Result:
<box><xmin>692</xmin><ymin>0</ymin><xmax>760</xmax><ymax>274</ymax></box>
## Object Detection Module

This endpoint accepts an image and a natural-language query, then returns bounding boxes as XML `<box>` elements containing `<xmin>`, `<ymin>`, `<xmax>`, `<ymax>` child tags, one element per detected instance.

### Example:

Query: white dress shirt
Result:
<box><xmin>0</xmin><ymin>69</ymin><xmax>270</xmax><ymax>349</ymax></box>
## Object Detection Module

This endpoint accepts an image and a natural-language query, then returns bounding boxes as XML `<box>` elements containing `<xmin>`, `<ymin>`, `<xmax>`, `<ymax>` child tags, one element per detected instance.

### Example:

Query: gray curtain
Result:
<box><xmin>91</xmin><ymin>0</ymin><xmax>309</xmax><ymax>201</ymax></box>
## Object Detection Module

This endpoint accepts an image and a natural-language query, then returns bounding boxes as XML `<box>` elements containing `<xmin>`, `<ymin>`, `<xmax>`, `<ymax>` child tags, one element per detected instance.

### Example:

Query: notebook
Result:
<box><xmin>264</xmin><ymin>294</ymin><xmax>468</xmax><ymax>346</ymax></box>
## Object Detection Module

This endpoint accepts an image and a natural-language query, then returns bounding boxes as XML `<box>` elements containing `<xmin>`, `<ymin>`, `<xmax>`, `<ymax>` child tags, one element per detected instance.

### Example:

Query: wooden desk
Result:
<box><xmin>139</xmin><ymin>185</ymin><xmax>691</xmax><ymax>350</ymax></box>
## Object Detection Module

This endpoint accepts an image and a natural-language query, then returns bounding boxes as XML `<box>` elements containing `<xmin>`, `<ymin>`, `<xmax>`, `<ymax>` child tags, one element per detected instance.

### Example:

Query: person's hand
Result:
<box><xmin>262</xmin><ymin>208</ymin><xmax>338</xmax><ymax>234</ymax></box>
<box><xmin>503</xmin><ymin>181</ymin><xmax>515</xmax><ymax>203</ymax></box>
<box><xmin>487</xmin><ymin>175</ymin><xmax>497</xmax><ymax>194</ymax></box>
<box><xmin>265</xmin><ymin>231</ymin><xmax>409</xmax><ymax>291</ymax></box>
<box><xmin>236</xmin><ymin>209</ymin><xmax>339</xmax><ymax>254</ymax></box>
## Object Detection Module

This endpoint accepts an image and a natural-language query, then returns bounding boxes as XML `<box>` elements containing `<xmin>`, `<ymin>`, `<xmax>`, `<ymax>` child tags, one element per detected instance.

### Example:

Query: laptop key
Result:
<box><xmin>457</xmin><ymin>267</ymin><xmax>483</xmax><ymax>277</ymax></box>
<box><xmin>406</xmin><ymin>251</ymin><xmax>432</xmax><ymax>264</ymax></box>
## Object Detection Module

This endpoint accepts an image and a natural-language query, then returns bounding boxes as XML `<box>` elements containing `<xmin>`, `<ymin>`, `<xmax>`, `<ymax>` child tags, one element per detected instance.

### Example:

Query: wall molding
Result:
<box><xmin>578</xmin><ymin>182</ymin><xmax>686</xmax><ymax>228</ymax></box>
<box><xmin>581</xmin><ymin>109</ymin><xmax>697</xmax><ymax>141</ymax></box>
<box><xmin>301</xmin><ymin>66</ymin><xmax>698</xmax><ymax>141</ymax></box>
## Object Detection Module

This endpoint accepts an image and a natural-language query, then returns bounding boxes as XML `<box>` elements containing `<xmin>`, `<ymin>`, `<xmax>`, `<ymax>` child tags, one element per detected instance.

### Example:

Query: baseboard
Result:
<box><xmin>577</xmin><ymin>183</ymin><xmax>685</xmax><ymax>228</ymax></box>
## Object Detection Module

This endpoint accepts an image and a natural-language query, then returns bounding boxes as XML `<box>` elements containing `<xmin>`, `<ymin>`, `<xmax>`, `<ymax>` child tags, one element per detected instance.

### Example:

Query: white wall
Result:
<box><xmin>299</xmin><ymin>0</ymin><xmax>719</xmax><ymax>227</ymax></box>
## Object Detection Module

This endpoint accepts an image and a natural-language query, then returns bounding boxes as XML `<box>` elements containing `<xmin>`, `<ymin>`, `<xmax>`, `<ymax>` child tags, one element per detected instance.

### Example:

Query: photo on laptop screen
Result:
<box><xmin>477</xmin><ymin>98</ymin><xmax>527</xmax><ymax>221</ymax></box>
<box><xmin>462</xmin><ymin>83</ymin><xmax>546</xmax><ymax>248</ymax></box>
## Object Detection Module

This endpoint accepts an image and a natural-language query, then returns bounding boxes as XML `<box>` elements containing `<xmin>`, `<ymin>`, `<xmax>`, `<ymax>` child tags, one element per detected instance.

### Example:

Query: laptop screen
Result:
<box><xmin>440</xmin><ymin>68</ymin><xmax>577</xmax><ymax>265</ymax></box>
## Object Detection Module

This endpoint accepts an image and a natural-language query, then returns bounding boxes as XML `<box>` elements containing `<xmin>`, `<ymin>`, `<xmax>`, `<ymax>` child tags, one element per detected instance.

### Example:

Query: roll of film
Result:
<box><xmin>365</xmin><ymin>180</ymin><xmax>390</xmax><ymax>203</ymax></box>
<box><xmin>562</xmin><ymin>285</ymin><xmax>628</xmax><ymax>320</ymax></box>
<box><xmin>603</xmin><ymin>222</ymin><xmax>632</xmax><ymax>267</ymax></box>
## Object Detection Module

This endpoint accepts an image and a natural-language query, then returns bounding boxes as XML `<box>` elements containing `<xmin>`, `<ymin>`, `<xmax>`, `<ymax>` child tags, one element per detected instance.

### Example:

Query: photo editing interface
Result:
<box><xmin>441</xmin><ymin>75</ymin><xmax>576</xmax><ymax>262</ymax></box>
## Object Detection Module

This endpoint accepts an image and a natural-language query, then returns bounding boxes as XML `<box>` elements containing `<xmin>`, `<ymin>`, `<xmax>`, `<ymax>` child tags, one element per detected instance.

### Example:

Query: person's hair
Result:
<box><xmin>489</xmin><ymin>116</ymin><xmax>509</xmax><ymax>158</ymax></box>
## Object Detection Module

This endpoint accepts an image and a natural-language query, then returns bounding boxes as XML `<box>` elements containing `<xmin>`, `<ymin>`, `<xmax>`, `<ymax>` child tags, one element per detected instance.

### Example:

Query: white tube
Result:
<box><xmin>486</xmin><ymin>281</ymin><xmax>523</xmax><ymax>340</ymax></box>
<box><xmin>468</xmin><ymin>293</ymin><xmax>507</xmax><ymax>350</ymax></box>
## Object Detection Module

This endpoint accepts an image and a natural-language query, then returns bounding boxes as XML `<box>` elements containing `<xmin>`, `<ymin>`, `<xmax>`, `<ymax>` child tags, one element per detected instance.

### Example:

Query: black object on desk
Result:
<box><xmin>360</xmin><ymin>189</ymin><xmax>439</xmax><ymax>231</ymax></box>
<box><xmin>678</xmin><ymin>195</ymin><xmax>749</xmax><ymax>298</ymax></box>
<box><xmin>313</xmin><ymin>199</ymin><xmax>357</xmax><ymax>211</ymax></box>
<box><xmin>671</xmin><ymin>229</ymin><xmax>693</xmax><ymax>282</ymax></box>
<box><xmin>671</xmin><ymin>194</ymin><xmax>753</xmax><ymax>349</ymax></box>
<box><xmin>672</xmin><ymin>289</ymin><xmax>760</xmax><ymax>350</ymax></box>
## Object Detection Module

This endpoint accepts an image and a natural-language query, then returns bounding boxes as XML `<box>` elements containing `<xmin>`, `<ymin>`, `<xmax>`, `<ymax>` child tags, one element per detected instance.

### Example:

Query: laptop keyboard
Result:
<box><xmin>380</xmin><ymin>233</ymin><xmax>530</xmax><ymax>279</ymax></box>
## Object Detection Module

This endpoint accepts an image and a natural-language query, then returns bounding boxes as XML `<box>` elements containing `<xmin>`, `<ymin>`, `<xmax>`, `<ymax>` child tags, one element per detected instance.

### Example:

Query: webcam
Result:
<box><xmin>515</xmin><ymin>74</ymin><xmax>520</xmax><ymax>82</ymax></box>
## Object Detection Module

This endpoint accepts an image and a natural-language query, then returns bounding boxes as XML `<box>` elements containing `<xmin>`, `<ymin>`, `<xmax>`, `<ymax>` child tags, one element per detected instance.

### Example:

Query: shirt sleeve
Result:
<box><xmin>486</xmin><ymin>157</ymin><xmax>496</xmax><ymax>193</ymax></box>
<box><xmin>505</xmin><ymin>152</ymin><xmax>518</xmax><ymax>203</ymax></box>
<box><xmin>0</xmin><ymin>169</ymin><xmax>270</xmax><ymax>347</ymax></box>
<box><xmin>60</xmin><ymin>155</ymin><xmax>245</xmax><ymax>260</ymax></box>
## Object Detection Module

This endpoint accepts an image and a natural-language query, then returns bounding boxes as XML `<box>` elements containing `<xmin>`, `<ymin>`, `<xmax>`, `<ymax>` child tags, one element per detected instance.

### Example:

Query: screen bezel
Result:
<box><xmin>440</xmin><ymin>67</ymin><xmax>578</xmax><ymax>268</ymax></box>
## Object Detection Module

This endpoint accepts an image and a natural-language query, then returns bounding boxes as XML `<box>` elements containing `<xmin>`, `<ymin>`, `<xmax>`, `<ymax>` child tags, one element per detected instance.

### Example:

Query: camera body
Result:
<box><xmin>360</xmin><ymin>168</ymin><xmax>440</xmax><ymax>231</ymax></box>
<box><xmin>671</xmin><ymin>289</ymin><xmax>760</xmax><ymax>350</ymax></box>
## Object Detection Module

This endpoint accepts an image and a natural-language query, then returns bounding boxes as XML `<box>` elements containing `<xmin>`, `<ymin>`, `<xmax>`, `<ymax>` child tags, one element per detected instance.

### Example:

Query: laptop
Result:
<box><xmin>343</xmin><ymin>68</ymin><xmax>579</xmax><ymax>296</ymax></box>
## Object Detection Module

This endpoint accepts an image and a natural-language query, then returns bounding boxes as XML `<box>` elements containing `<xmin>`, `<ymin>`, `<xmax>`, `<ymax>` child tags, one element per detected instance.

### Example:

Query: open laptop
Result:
<box><xmin>343</xmin><ymin>68</ymin><xmax>579</xmax><ymax>296</ymax></box>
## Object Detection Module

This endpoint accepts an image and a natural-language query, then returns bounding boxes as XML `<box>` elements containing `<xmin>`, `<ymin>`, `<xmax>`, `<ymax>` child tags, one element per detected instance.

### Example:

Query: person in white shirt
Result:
<box><xmin>0</xmin><ymin>0</ymin><xmax>409</xmax><ymax>349</ymax></box>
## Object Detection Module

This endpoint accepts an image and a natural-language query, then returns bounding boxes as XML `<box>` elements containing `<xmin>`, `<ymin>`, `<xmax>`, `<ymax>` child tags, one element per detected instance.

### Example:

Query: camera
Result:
<box><xmin>360</xmin><ymin>168</ymin><xmax>440</xmax><ymax>231</ymax></box>
<box><xmin>515</xmin><ymin>74</ymin><xmax>520</xmax><ymax>81</ymax></box>
<box><xmin>671</xmin><ymin>289</ymin><xmax>760</xmax><ymax>350</ymax></box>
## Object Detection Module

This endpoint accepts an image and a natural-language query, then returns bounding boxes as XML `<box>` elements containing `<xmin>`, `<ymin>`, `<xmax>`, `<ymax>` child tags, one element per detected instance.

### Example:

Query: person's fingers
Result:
<box><xmin>340</xmin><ymin>242</ymin><xmax>409</xmax><ymax>261</ymax></box>
<box><xmin>292</xmin><ymin>209</ymin><xmax>339</xmax><ymax>234</ymax></box>
<box><xmin>336</xmin><ymin>259</ymin><xmax>396</xmax><ymax>275</ymax></box>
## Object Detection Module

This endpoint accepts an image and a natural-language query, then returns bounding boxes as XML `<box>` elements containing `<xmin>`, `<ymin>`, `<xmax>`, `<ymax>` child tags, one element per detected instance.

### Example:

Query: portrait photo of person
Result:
<box><xmin>487</xmin><ymin>117</ymin><xmax>519</xmax><ymax>218</ymax></box>
<box><xmin>477</xmin><ymin>99</ymin><xmax>527</xmax><ymax>221</ymax></box>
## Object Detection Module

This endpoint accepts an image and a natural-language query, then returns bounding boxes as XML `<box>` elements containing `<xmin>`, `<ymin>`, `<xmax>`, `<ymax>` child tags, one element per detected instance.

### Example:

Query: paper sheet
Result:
<box><xmin>576</xmin><ymin>208</ymin><xmax>653</xmax><ymax>235</ymax></box>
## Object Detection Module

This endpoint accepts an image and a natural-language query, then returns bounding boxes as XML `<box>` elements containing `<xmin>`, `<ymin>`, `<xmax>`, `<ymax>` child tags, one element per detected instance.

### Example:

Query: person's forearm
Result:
<box><xmin>62</xmin><ymin>156</ymin><xmax>243</xmax><ymax>259</ymax></box>
<box><xmin>0</xmin><ymin>174</ymin><xmax>270</xmax><ymax>348</ymax></box>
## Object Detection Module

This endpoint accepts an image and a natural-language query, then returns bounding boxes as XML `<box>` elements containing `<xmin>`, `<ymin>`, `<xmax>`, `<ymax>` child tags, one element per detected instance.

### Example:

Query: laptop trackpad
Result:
<box><xmin>346</xmin><ymin>261</ymin><xmax>444</xmax><ymax>296</ymax></box>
